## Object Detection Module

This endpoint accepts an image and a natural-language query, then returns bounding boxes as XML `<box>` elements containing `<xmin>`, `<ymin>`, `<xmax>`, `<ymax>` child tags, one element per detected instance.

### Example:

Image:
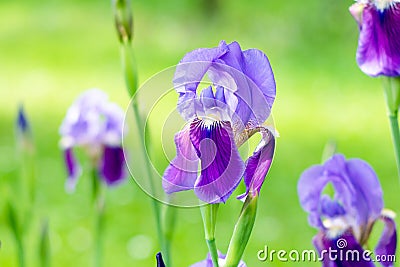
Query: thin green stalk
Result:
<box><xmin>119</xmin><ymin>37</ymin><xmax>168</xmax><ymax>265</ymax></box>
<box><xmin>39</xmin><ymin>220</ymin><xmax>51</xmax><ymax>267</ymax></box>
<box><xmin>206</xmin><ymin>239</ymin><xmax>219</xmax><ymax>267</ymax></box>
<box><xmin>164</xmin><ymin>204</ymin><xmax>177</xmax><ymax>267</ymax></box>
<box><xmin>91</xmin><ymin>169</ymin><xmax>105</xmax><ymax>267</ymax></box>
<box><xmin>6</xmin><ymin>202</ymin><xmax>25</xmax><ymax>267</ymax></box>
<box><xmin>382</xmin><ymin>77</ymin><xmax>400</xmax><ymax>178</ymax></box>
<box><xmin>131</xmin><ymin>101</ymin><xmax>168</xmax><ymax>265</ymax></box>
<box><xmin>200</xmin><ymin>204</ymin><xmax>219</xmax><ymax>267</ymax></box>
<box><xmin>388</xmin><ymin>114</ymin><xmax>400</xmax><ymax>177</ymax></box>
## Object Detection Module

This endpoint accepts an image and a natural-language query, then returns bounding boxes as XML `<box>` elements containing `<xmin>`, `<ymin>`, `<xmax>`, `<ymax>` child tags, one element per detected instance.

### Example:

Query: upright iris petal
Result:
<box><xmin>163</xmin><ymin>41</ymin><xmax>276</xmax><ymax>203</ymax></box>
<box><xmin>350</xmin><ymin>0</ymin><xmax>400</xmax><ymax>76</ymax></box>
<box><xmin>59</xmin><ymin>89</ymin><xmax>126</xmax><ymax>191</ymax></box>
<box><xmin>298</xmin><ymin>154</ymin><xmax>397</xmax><ymax>266</ymax></box>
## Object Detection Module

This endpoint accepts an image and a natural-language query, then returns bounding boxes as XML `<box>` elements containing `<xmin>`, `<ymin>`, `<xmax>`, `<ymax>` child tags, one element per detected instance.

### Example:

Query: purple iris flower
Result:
<box><xmin>190</xmin><ymin>252</ymin><xmax>246</xmax><ymax>267</ymax></box>
<box><xmin>162</xmin><ymin>40</ymin><xmax>276</xmax><ymax>203</ymax></box>
<box><xmin>350</xmin><ymin>0</ymin><xmax>400</xmax><ymax>77</ymax></box>
<box><xmin>298</xmin><ymin>154</ymin><xmax>397</xmax><ymax>267</ymax></box>
<box><xmin>59</xmin><ymin>89</ymin><xmax>126</xmax><ymax>192</ymax></box>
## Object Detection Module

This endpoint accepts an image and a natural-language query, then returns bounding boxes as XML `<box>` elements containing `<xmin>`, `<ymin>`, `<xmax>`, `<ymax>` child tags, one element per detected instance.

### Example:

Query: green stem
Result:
<box><xmin>7</xmin><ymin>202</ymin><xmax>25</xmax><ymax>267</ymax></box>
<box><xmin>224</xmin><ymin>195</ymin><xmax>258</xmax><ymax>267</ymax></box>
<box><xmin>382</xmin><ymin>77</ymin><xmax>400</xmax><ymax>178</ymax></box>
<box><xmin>206</xmin><ymin>239</ymin><xmax>219</xmax><ymax>267</ymax></box>
<box><xmin>200</xmin><ymin>204</ymin><xmax>219</xmax><ymax>267</ymax></box>
<box><xmin>16</xmin><ymin>237</ymin><xmax>25</xmax><ymax>267</ymax></box>
<box><xmin>39</xmin><ymin>220</ymin><xmax>51</xmax><ymax>267</ymax></box>
<box><xmin>119</xmin><ymin>35</ymin><xmax>169</xmax><ymax>265</ymax></box>
<box><xmin>388</xmin><ymin>114</ymin><xmax>400</xmax><ymax>178</ymax></box>
<box><xmin>91</xmin><ymin>169</ymin><xmax>105</xmax><ymax>267</ymax></box>
<box><xmin>131</xmin><ymin>100</ymin><xmax>168</xmax><ymax>265</ymax></box>
<box><xmin>164</xmin><ymin>204</ymin><xmax>177</xmax><ymax>267</ymax></box>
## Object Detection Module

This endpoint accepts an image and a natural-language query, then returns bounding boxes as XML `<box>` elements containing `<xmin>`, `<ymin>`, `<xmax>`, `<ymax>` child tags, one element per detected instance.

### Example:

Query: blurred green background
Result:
<box><xmin>0</xmin><ymin>0</ymin><xmax>399</xmax><ymax>266</ymax></box>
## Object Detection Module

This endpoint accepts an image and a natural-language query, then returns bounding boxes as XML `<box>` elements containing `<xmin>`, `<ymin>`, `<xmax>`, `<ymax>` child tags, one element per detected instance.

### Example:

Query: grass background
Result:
<box><xmin>0</xmin><ymin>0</ymin><xmax>399</xmax><ymax>266</ymax></box>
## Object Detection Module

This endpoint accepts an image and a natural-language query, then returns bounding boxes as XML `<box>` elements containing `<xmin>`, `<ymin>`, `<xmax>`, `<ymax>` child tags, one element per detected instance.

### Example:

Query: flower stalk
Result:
<box><xmin>39</xmin><ymin>220</ymin><xmax>51</xmax><ymax>267</ymax></box>
<box><xmin>92</xmin><ymin>168</ymin><xmax>105</xmax><ymax>267</ymax></box>
<box><xmin>112</xmin><ymin>0</ymin><xmax>170</xmax><ymax>265</ymax></box>
<box><xmin>224</xmin><ymin>195</ymin><xmax>258</xmax><ymax>267</ymax></box>
<box><xmin>6</xmin><ymin>201</ymin><xmax>25</xmax><ymax>267</ymax></box>
<box><xmin>382</xmin><ymin>77</ymin><xmax>400</xmax><ymax>178</ymax></box>
<box><xmin>200</xmin><ymin>204</ymin><xmax>219</xmax><ymax>267</ymax></box>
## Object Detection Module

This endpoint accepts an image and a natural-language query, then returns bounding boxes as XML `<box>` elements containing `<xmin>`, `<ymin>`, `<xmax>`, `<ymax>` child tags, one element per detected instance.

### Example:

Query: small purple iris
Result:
<box><xmin>350</xmin><ymin>0</ymin><xmax>400</xmax><ymax>77</ymax></box>
<box><xmin>162</xmin><ymin>40</ymin><xmax>276</xmax><ymax>203</ymax></box>
<box><xmin>298</xmin><ymin>154</ymin><xmax>397</xmax><ymax>267</ymax></box>
<box><xmin>59</xmin><ymin>89</ymin><xmax>126</xmax><ymax>192</ymax></box>
<box><xmin>190</xmin><ymin>252</ymin><xmax>246</xmax><ymax>267</ymax></box>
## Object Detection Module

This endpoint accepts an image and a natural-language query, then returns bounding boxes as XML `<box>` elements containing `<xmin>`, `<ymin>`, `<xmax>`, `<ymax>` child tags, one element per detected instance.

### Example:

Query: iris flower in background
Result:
<box><xmin>59</xmin><ymin>89</ymin><xmax>126</xmax><ymax>191</ymax></box>
<box><xmin>298</xmin><ymin>154</ymin><xmax>397</xmax><ymax>266</ymax></box>
<box><xmin>162</xmin><ymin>40</ymin><xmax>276</xmax><ymax>203</ymax></box>
<box><xmin>350</xmin><ymin>0</ymin><xmax>400</xmax><ymax>77</ymax></box>
<box><xmin>190</xmin><ymin>252</ymin><xmax>247</xmax><ymax>267</ymax></box>
<box><xmin>17</xmin><ymin>105</ymin><xmax>30</xmax><ymax>137</ymax></box>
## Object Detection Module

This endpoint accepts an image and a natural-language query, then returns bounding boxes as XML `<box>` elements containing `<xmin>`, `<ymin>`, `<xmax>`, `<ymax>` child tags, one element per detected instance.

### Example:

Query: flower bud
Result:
<box><xmin>113</xmin><ymin>0</ymin><xmax>133</xmax><ymax>42</ymax></box>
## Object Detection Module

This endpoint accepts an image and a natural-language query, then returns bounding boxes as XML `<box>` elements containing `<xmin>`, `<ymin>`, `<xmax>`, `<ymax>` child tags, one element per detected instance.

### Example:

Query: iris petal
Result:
<box><xmin>190</xmin><ymin>119</ymin><xmax>244</xmax><ymax>203</ymax></box>
<box><xmin>354</xmin><ymin>3</ymin><xmax>400</xmax><ymax>76</ymax></box>
<box><xmin>313</xmin><ymin>231</ymin><xmax>375</xmax><ymax>267</ymax></box>
<box><xmin>298</xmin><ymin>154</ymin><xmax>383</xmax><ymax>231</ymax></box>
<box><xmin>100</xmin><ymin>145</ymin><xmax>126</xmax><ymax>186</ymax></box>
<box><xmin>375</xmin><ymin>212</ymin><xmax>397</xmax><ymax>267</ymax></box>
<box><xmin>162</xmin><ymin>127</ymin><xmax>199</xmax><ymax>194</ymax></box>
<box><xmin>238</xmin><ymin>128</ymin><xmax>275</xmax><ymax>200</ymax></box>
<box><xmin>64</xmin><ymin>148</ymin><xmax>81</xmax><ymax>192</ymax></box>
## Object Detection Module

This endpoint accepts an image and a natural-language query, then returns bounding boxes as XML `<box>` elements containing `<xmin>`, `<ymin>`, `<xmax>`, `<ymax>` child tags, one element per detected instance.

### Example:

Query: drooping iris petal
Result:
<box><xmin>375</xmin><ymin>212</ymin><xmax>397</xmax><ymax>267</ymax></box>
<box><xmin>100</xmin><ymin>145</ymin><xmax>125</xmax><ymax>186</ymax></box>
<box><xmin>238</xmin><ymin>129</ymin><xmax>275</xmax><ymax>201</ymax></box>
<box><xmin>190</xmin><ymin>252</ymin><xmax>247</xmax><ymax>267</ymax></box>
<box><xmin>64</xmin><ymin>148</ymin><xmax>81</xmax><ymax>192</ymax></box>
<box><xmin>190</xmin><ymin>118</ymin><xmax>244</xmax><ymax>203</ymax></box>
<box><xmin>313</xmin><ymin>231</ymin><xmax>375</xmax><ymax>267</ymax></box>
<box><xmin>162</xmin><ymin>127</ymin><xmax>199</xmax><ymax>194</ymax></box>
<box><xmin>351</xmin><ymin>3</ymin><xmax>400</xmax><ymax>76</ymax></box>
<box><xmin>313</xmin><ymin>232</ymin><xmax>337</xmax><ymax>267</ymax></box>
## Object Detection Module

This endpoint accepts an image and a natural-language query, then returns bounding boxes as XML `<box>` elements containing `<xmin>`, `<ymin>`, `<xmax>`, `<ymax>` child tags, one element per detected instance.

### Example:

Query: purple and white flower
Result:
<box><xmin>350</xmin><ymin>0</ymin><xmax>400</xmax><ymax>77</ymax></box>
<box><xmin>298</xmin><ymin>154</ymin><xmax>397</xmax><ymax>267</ymax></box>
<box><xmin>59</xmin><ymin>89</ymin><xmax>126</xmax><ymax>191</ymax></box>
<box><xmin>162</xmin><ymin>41</ymin><xmax>276</xmax><ymax>203</ymax></box>
<box><xmin>190</xmin><ymin>252</ymin><xmax>247</xmax><ymax>267</ymax></box>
